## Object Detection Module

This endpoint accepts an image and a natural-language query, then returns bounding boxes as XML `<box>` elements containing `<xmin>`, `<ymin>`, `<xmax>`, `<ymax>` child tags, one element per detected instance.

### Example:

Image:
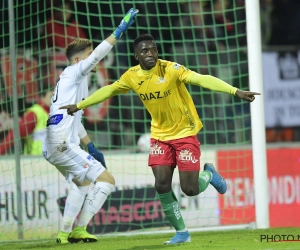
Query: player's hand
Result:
<box><xmin>87</xmin><ymin>142</ymin><xmax>107</xmax><ymax>169</ymax></box>
<box><xmin>235</xmin><ymin>89</ymin><xmax>261</xmax><ymax>102</ymax></box>
<box><xmin>112</xmin><ymin>8</ymin><xmax>139</xmax><ymax>40</ymax></box>
<box><xmin>59</xmin><ymin>104</ymin><xmax>80</xmax><ymax>116</ymax></box>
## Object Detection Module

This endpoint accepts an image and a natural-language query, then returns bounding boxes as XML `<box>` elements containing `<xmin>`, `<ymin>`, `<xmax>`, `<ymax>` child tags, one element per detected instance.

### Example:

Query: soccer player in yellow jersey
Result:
<box><xmin>61</xmin><ymin>34</ymin><xmax>260</xmax><ymax>244</ymax></box>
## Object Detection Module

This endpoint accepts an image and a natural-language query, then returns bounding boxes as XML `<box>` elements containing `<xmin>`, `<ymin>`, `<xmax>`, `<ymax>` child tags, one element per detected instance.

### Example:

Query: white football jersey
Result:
<box><xmin>44</xmin><ymin>40</ymin><xmax>113</xmax><ymax>145</ymax></box>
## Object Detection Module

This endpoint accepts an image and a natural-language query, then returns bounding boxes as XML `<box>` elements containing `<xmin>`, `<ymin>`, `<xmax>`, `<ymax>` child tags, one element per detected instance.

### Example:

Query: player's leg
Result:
<box><xmin>43</xmin><ymin>142</ymin><xmax>87</xmax><ymax>244</ymax></box>
<box><xmin>152</xmin><ymin>166</ymin><xmax>191</xmax><ymax>244</ymax></box>
<box><xmin>66</xmin><ymin>148</ymin><xmax>114</xmax><ymax>243</ymax></box>
<box><xmin>152</xmin><ymin>166</ymin><xmax>186</xmax><ymax>230</ymax></box>
<box><xmin>56</xmin><ymin>179</ymin><xmax>90</xmax><ymax>244</ymax></box>
<box><xmin>149</xmin><ymin>139</ymin><xmax>190</xmax><ymax>244</ymax></box>
<box><xmin>45</xmin><ymin>143</ymin><xmax>114</xmax><ymax>243</ymax></box>
<box><xmin>176</xmin><ymin>136</ymin><xmax>226</xmax><ymax>196</ymax></box>
<box><xmin>179</xmin><ymin>168</ymin><xmax>213</xmax><ymax>196</ymax></box>
<box><xmin>69</xmin><ymin>170</ymin><xmax>114</xmax><ymax>243</ymax></box>
<box><xmin>203</xmin><ymin>163</ymin><xmax>227</xmax><ymax>194</ymax></box>
<box><xmin>180</xmin><ymin>165</ymin><xmax>226</xmax><ymax>194</ymax></box>
<box><xmin>160</xmin><ymin>135</ymin><xmax>216</xmax><ymax>244</ymax></box>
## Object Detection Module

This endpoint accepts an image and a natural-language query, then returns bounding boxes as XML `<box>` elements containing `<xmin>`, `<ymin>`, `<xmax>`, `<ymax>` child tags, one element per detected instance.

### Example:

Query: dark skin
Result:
<box><xmin>61</xmin><ymin>39</ymin><xmax>260</xmax><ymax>196</ymax></box>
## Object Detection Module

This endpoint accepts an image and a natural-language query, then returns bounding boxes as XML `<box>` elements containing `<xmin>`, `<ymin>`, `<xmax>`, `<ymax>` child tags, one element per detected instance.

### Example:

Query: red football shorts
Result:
<box><xmin>148</xmin><ymin>135</ymin><xmax>201</xmax><ymax>171</ymax></box>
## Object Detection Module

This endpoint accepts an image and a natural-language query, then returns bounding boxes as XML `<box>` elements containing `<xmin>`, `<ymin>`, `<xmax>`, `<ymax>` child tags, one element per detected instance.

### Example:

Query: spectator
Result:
<box><xmin>43</xmin><ymin>0</ymin><xmax>87</xmax><ymax>50</ymax></box>
<box><xmin>0</xmin><ymin>83</ymin><xmax>53</xmax><ymax>155</ymax></box>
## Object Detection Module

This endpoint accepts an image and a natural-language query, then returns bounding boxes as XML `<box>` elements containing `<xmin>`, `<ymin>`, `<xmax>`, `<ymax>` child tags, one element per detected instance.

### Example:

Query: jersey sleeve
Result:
<box><xmin>168</xmin><ymin>62</ymin><xmax>195</xmax><ymax>84</ymax></box>
<box><xmin>188</xmin><ymin>72</ymin><xmax>237</xmax><ymax>95</ymax></box>
<box><xmin>77</xmin><ymin>84</ymin><xmax>121</xmax><ymax>109</ymax></box>
<box><xmin>111</xmin><ymin>70</ymin><xmax>132</xmax><ymax>94</ymax></box>
<box><xmin>171</xmin><ymin>62</ymin><xmax>237</xmax><ymax>95</ymax></box>
<box><xmin>77</xmin><ymin>40</ymin><xmax>113</xmax><ymax>76</ymax></box>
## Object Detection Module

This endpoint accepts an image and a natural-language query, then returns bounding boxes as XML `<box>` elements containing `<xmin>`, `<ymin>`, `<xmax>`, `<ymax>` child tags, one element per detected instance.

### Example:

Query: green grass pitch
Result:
<box><xmin>1</xmin><ymin>228</ymin><xmax>299</xmax><ymax>250</ymax></box>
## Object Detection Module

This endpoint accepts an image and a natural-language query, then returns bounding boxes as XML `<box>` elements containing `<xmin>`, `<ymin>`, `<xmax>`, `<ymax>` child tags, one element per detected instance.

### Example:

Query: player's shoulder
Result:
<box><xmin>61</xmin><ymin>65</ymin><xmax>75</xmax><ymax>76</ymax></box>
<box><xmin>158</xmin><ymin>59</ymin><xmax>182</xmax><ymax>70</ymax></box>
<box><xmin>157</xmin><ymin>59</ymin><xmax>169</xmax><ymax>68</ymax></box>
<box><xmin>158</xmin><ymin>59</ymin><xmax>182</xmax><ymax>72</ymax></box>
<box><xmin>61</xmin><ymin>64</ymin><xmax>82</xmax><ymax>81</ymax></box>
<box><xmin>121</xmin><ymin>64</ymin><xmax>142</xmax><ymax>78</ymax></box>
<box><xmin>127</xmin><ymin>64</ymin><xmax>141</xmax><ymax>74</ymax></box>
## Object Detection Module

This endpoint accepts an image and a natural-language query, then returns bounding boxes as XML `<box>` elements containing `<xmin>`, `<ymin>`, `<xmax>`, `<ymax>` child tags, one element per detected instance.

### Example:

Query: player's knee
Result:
<box><xmin>155</xmin><ymin>182</ymin><xmax>171</xmax><ymax>193</ymax></box>
<box><xmin>181</xmin><ymin>185</ymin><xmax>199</xmax><ymax>196</ymax></box>
<box><xmin>73</xmin><ymin>178</ymin><xmax>90</xmax><ymax>187</ymax></box>
<box><xmin>95</xmin><ymin>170</ymin><xmax>115</xmax><ymax>185</ymax></box>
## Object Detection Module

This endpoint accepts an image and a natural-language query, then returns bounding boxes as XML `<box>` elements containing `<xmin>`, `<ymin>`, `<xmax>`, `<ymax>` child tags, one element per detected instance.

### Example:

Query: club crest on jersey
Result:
<box><xmin>173</xmin><ymin>63</ymin><xmax>181</xmax><ymax>70</ymax></box>
<box><xmin>149</xmin><ymin>142</ymin><xmax>164</xmax><ymax>155</ymax></box>
<box><xmin>156</xmin><ymin>77</ymin><xmax>166</xmax><ymax>84</ymax></box>
<box><xmin>178</xmin><ymin>148</ymin><xmax>198</xmax><ymax>163</ymax></box>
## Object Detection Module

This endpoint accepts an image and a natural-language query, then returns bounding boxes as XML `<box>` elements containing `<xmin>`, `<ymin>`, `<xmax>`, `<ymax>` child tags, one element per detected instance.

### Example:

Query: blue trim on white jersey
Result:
<box><xmin>46</xmin><ymin>114</ymin><xmax>63</xmax><ymax>126</ymax></box>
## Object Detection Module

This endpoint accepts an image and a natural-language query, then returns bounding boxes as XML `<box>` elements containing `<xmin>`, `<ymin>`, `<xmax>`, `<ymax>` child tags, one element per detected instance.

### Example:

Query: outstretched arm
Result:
<box><xmin>81</xmin><ymin>8</ymin><xmax>139</xmax><ymax>75</ymax></box>
<box><xmin>189</xmin><ymin>73</ymin><xmax>260</xmax><ymax>102</ymax></box>
<box><xmin>235</xmin><ymin>89</ymin><xmax>260</xmax><ymax>102</ymax></box>
<box><xmin>60</xmin><ymin>84</ymin><xmax>122</xmax><ymax>115</ymax></box>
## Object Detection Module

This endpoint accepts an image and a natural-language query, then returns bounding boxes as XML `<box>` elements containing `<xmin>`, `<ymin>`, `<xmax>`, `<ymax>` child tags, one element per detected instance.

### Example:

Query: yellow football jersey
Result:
<box><xmin>111</xmin><ymin>59</ymin><xmax>203</xmax><ymax>141</ymax></box>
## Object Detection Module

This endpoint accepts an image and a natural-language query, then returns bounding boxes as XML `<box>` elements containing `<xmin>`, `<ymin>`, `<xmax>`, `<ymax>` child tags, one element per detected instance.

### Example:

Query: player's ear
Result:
<box><xmin>134</xmin><ymin>53</ymin><xmax>139</xmax><ymax>61</ymax></box>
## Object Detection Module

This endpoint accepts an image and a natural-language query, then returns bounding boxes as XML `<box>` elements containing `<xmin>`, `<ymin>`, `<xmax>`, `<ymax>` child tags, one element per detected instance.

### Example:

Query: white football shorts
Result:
<box><xmin>42</xmin><ymin>142</ymin><xmax>105</xmax><ymax>184</ymax></box>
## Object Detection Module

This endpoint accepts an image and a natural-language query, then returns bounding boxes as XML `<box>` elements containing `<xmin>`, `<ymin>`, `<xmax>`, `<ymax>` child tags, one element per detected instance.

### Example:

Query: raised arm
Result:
<box><xmin>80</xmin><ymin>8</ymin><xmax>139</xmax><ymax>74</ymax></box>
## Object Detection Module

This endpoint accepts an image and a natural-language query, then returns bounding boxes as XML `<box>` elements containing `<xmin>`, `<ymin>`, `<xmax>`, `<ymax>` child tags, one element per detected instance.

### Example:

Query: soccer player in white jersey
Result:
<box><xmin>42</xmin><ymin>8</ymin><xmax>139</xmax><ymax>244</ymax></box>
<box><xmin>60</xmin><ymin>34</ymin><xmax>260</xmax><ymax>244</ymax></box>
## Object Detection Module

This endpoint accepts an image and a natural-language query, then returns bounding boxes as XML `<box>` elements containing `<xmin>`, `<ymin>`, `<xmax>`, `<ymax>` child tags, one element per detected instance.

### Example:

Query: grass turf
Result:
<box><xmin>1</xmin><ymin>228</ymin><xmax>299</xmax><ymax>250</ymax></box>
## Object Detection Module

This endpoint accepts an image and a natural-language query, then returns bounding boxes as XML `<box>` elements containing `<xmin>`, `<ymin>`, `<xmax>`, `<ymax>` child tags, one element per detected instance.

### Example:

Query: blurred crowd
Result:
<box><xmin>0</xmin><ymin>0</ymin><xmax>299</xmax><ymax>154</ymax></box>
